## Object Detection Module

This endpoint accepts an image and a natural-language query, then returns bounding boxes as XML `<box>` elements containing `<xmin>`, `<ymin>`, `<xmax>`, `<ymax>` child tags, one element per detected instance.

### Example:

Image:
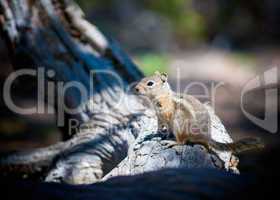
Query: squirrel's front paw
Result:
<box><xmin>160</xmin><ymin>140</ymin><xmax>178</xmax><ymax>148</ymax></box>
<box><xmin>159</xmin><ymin>129</ymin><xmax>175</xmax><ymax>140</ymax></box>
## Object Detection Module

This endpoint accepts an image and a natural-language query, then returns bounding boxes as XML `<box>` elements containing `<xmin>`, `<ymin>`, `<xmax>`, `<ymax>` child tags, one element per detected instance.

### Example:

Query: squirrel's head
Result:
<box><xmin>134</xmin><ymin>71</ymin><xmax>171</xmax><ymax>98</ymax></box>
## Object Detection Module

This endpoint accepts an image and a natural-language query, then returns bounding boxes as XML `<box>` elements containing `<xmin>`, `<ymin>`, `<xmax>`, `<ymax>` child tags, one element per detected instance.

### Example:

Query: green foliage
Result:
<box><xmin>145</xmin><ymin>0</ymin><xmax>206</xmax><ymax>42</ymax></box>
<box><xmin>75</xmin><ymin>0</ymin><xmax>97</xmax><ymax>12</ymax></box>
<box><xmin>76</xmin><ymin>0</ymin><xmax>206</xmax><ymax>42</ymax></box>
<box><xmin>76</xmin><ymin>0</ymin><xmax>114</xmax><ymax>12</ymax></box>
<box><xmin>135</xmin><ymin>54</ymin><xmax>169</xmax><ymax>76</ymax></box>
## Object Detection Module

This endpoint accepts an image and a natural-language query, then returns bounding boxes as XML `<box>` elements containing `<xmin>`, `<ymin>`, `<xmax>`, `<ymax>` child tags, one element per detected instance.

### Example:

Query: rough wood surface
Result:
<box><xmin>0</xmin><ymin>0</ymin><xmax>238</xmax><ymax>185</ymax></box>
<box><xmin>103</xmin><ymin>105</ymin><xmax>238</xmax><ymax>181</ymax></box>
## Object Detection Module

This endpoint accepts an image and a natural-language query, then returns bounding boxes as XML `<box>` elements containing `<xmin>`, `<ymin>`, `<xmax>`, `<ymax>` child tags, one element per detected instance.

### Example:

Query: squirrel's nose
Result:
<box><xmin>135</xmin><ymin>87</ymin><xmax>140</xmax><ymax>93</ymax></box>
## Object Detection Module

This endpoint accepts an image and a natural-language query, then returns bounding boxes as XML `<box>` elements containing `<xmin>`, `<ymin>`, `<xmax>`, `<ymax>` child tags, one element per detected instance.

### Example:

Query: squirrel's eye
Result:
<box><xmin>147</xmin><ymin>81</ymin><xmax>154</xmax><ymax>87</ymax></box>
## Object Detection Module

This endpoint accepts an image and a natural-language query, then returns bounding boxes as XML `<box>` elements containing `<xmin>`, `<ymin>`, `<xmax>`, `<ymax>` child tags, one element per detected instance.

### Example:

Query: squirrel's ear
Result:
<box><xmin>160</xmin><ymin>72</ymin><xmax>168</xmax><ymax>82</ymax></box>
<box><xmin>154</xmin><ymin>71</ymin><xmax>168</xmax><ymax>82</ymax></box>
<box><xmin>154</xmin><ymin>71</ymin><xmax>161</xmax><ymax>76</ymax></box>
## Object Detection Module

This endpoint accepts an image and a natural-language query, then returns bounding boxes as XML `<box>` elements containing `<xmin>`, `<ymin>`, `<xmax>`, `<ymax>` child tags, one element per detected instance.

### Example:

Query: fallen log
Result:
<box><xmin>0</xmin><ymin>0</ymin><xmax>237</xmax><ymax>185</ymax></box>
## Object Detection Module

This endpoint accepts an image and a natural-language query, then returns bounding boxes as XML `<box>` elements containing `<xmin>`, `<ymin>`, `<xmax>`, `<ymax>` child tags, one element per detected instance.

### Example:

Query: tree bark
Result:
<box><xmin>0</xmin><ymin>0</ymin><xmax>238</xmax><ymax>185</ymax></box>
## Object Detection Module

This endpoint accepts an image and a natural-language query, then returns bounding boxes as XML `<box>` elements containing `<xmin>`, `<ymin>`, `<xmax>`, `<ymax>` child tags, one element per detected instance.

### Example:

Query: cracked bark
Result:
<box><xmin>0</xmin><ymin>0</ymin><xmax>237</xmax><ymax>186</ymax></box>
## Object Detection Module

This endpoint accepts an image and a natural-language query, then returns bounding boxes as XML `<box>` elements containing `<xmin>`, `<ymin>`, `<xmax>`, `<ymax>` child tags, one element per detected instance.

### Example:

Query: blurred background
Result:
<box><xmin>0</xmin><ymin>0</ymin><xmax>279</xmax><ymax>172</ymax></box>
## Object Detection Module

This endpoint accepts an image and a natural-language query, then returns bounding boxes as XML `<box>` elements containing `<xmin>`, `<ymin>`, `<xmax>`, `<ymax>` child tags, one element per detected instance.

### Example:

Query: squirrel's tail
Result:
<box><xmin>210</xmin><ymin>137</ymin><xmax>264</xmax><ymax>154</ymax></box>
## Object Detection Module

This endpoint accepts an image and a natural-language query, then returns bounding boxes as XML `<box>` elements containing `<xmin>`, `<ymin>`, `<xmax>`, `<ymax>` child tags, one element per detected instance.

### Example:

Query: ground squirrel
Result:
<box><xmin>135</xmin><ymin>71</ymin><xmax>264</xmax><ymax>153</ymax></box>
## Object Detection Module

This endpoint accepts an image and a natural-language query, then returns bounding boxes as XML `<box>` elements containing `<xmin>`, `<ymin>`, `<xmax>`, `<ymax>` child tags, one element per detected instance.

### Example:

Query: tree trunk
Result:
<box><xmin>0</xmin><ymin>0</ymin><xmax>237</xmax><ymax>185</ymax></box>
